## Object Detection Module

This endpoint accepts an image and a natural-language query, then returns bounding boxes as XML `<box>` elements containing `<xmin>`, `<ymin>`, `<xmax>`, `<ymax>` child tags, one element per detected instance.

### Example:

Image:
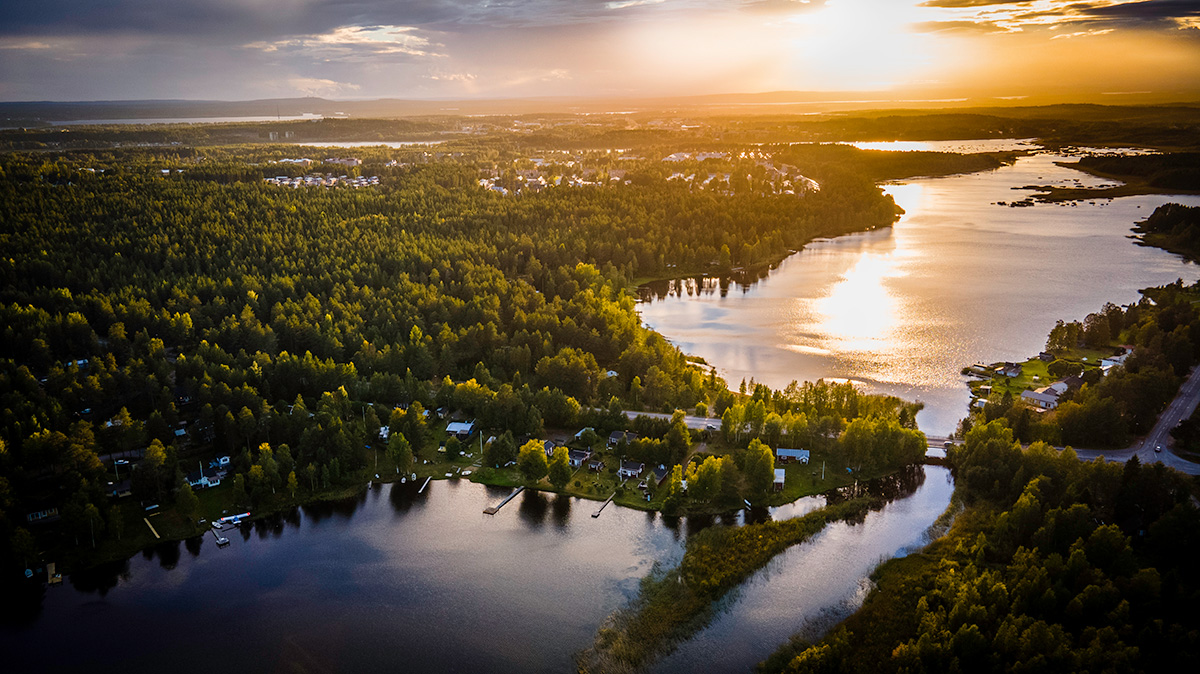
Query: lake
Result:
<box><xmin>638</xmin><ymin>147</ymin><xmax>1200</xmax><ymax>434</ymax></box>
<box><xmin>1</xmin><ymin>468</ymin><xmax>948</xmax><ymax>673</ymax></box>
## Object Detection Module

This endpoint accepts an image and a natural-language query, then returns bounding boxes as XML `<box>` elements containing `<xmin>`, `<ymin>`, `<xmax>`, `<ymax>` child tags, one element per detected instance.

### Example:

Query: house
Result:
<box><xmin>774</xmin><ymin>469</ymin><xmax>786</xmax><ymax>492</ymax></box>
<box><xmin>573</xmin><ymin>427</ymin><xmax>595</xmax><ymax>442</ymax></box>
<box><xmin>379</xmin><ymin>426</ymin><xmax>390</xmax><ymax>440</ymax></box>
<box><xmin>996</xmin><ymin>363</ymin><xmax>1023</xmax><ymax>378</ymax></box>
<box><xmin>543</xmin><ymin>439</ymin><xmax>559</xmax><ymax>457</ymax></box>
<box><xmin>608</xmin><ymin>431</ymin><xmax>638</xmax><ymax>448</ymax></box>
<box><xmin>1046</xmin><ymin>381</ymin><xmax>1070</xmax><ymax>396</ymax></box>
<box><xmin>1100</xmin><ymin>353</ymin><xmax>1128</xmax><ymax>369</ymax></box>
<box><xmin>568</xmin><ymin>449</ymin><xmax>591</xmax><ymax>468</ymax></box>
<box><xmin>776</xmin><ymin>448</ymin><xmax>810</xmax><ymax>464</ymax></box>
<box><xmin>1038</xmin><ymin>352</ymin><xmax>1055</xmax><ymax>362</ymax></box>
<box><xmin>446</xmin><ymin>420</ymin><xmax>475</xmax><ymax>440</ymax></box>
<box><xmin>588</xmin><ymin>459</ymin><xmax>605</xmax><ymax>472</ymax></box>
<box><xmin>186</xmin><ymin>465</ymin><xmax>222</xmax><ymax>489</ymax></box>
<box><xmin>1021</xmin><ymin>389</ymin><xmax>1059</xmax><ymax>410</ymax></box>
<box><xmin>106</xmin><ymin>478</ymin><xmax>132</xmax><ymax>498</ymax></box>
<box><xmin>618</xmin><ymin>460</ymin><xmax>645</xmax><ymax>479</ymax></box>
<box><xmin>651</xmin><ymin>464</ymin><xmax>670</xmax><ymax>485</ymax></box>
<box><xmin>1062</xmin><ymin>375</ymin><xmax>1084</xmax><ymax>389</ymax></box>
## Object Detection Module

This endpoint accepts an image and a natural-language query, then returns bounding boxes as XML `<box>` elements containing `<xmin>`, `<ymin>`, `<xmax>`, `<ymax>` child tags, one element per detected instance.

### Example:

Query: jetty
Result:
<box><xmin>143</xmin><ymin>517</ymin><xmax>160</xmax><ymax>539</ymax></box>
<box><xmin>483</xmin><ymin>486</ymin><xmax>524</xmax><ymax>515</ymax></box>
<box><xmin>418</xmin><ymin>476</ymin><xmax>432</xmax><ymax>494</ymax></box>
<box><xmin>592</xmin><ymin>491</ymin><xmax>618</xmax><ymax>518</ymax></box>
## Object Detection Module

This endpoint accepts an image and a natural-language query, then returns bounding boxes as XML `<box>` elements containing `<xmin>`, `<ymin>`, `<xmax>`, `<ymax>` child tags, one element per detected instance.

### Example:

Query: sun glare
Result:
<box><xmin>784</xmin><ymin>0</ymin><xmax>940</xmax><ymax>90</ymax></box>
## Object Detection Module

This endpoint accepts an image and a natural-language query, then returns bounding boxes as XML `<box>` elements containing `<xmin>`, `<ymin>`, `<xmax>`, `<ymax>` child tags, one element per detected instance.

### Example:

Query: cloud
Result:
<box><xmin>285</xmin><ymin>77</ymin><xmax>362</xmax><ymax>97</ymax></box>
<box><xmin>245</xmin><ymin>24</ymin><xmax>440</xmax><ymax>61</ymax></box>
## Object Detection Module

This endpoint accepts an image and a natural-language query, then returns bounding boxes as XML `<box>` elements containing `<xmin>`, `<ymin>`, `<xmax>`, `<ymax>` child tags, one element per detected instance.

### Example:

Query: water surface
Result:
<box><xmin>654</xmin><ymin>465</ymin><xmax>954</xmax><ymax>674</ymax></box>
<box><xmin>639</xmin><ymin>149</ymin><xmax>1200</xmax><ymax>434</ymax></box>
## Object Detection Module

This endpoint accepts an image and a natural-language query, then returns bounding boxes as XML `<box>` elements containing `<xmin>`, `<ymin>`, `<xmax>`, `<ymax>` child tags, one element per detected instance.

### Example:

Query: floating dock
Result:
<box><xmin>483</xmin><ymin>486</ymin><xmax>524</xmax><ymax>515</ymax></box>
<box><xmin>418</xmin><ymin>476</ymin><xmax>432</xmax><ymax>494</ymax></box>
<box><xmin>143</xmin><ymin>517</ymin><xmax>160</xmax><ymax>539</ymax></box>
<box><xmin>592</xmin><ymin>492</ymin><xmax>618</xmax><ymax>518</ymax></box>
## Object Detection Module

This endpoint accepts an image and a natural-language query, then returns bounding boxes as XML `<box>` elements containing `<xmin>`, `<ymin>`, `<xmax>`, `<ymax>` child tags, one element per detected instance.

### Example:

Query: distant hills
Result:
<box><xmin>4</xmin><ymin>91</ymin><xmax>1199</xmax><ymax>126</ymax></box>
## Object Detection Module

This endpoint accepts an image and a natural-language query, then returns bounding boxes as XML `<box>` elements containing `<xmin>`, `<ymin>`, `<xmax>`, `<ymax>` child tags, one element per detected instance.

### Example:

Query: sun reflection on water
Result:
<box><xmin>814</xmin><ymin>253</ymin><xmax>901</xmax><ymax>351</ymax></box>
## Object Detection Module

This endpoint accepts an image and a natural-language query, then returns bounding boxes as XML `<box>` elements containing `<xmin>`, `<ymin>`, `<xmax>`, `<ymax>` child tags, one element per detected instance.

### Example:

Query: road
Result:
<box><xmin>1070</xmin><ymin>363</ymin><xmax>1200</xmax><ymax>476</ymax></box>
<box><xmin>620</xmin><ymin>410</ymin><xmax>718</xmax><ymax>431</ymax></box>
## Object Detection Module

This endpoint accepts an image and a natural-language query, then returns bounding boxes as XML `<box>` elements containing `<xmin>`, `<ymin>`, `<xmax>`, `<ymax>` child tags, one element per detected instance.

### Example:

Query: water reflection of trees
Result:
<box><xmin>825</xmin><ymin>464</ymin><xmax>926</xmax><ymax>522</ymax></box>
<box><xmin>638</xmin><ymin>269</ymin><xmax>772</xmax><ymax>303</ymax></box>
<box><xmin>388</xmin><ymin>481</ymin><xmax>430</xmax><ymax>515</ymax></box>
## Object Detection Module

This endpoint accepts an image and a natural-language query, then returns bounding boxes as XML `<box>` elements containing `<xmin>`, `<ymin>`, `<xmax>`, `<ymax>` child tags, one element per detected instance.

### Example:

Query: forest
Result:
<box><xmin>0</xmin><ymin>133</ymin><xmax>939</xmax><ymax>573</ymax></box>
<box><xmin>762</xmin><ymin>421</ymin><xmax>1200</xmax><ymax>673</ymax></box>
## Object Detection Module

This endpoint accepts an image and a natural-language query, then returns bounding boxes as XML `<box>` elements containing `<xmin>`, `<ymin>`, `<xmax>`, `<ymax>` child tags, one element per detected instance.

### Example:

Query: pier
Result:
<box><xmin>143</xmin><ymin>517</ymin><xmax>160</xmax><ymax>539</ymax></box>
<box><xmin>592</xmin><ymin>492</ymin><xmax>618</xmax><ymax>518</ymax></box>
<box><xmin>418</xmin><ymin>476</ymin><xmax>432</xmax><ymax>494</ymax></box>
<box><xmin>483</xmin><ymin>486</ymin><xmax>524</xmax><ymax>515</ymax></box>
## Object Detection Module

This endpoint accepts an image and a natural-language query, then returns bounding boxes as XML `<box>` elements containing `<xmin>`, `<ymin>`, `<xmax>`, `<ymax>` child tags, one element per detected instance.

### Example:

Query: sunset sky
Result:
<box><xmin>1</xmin><ymin>0</ymin><xmax>1198</xmax><ymax>102</ymax></box>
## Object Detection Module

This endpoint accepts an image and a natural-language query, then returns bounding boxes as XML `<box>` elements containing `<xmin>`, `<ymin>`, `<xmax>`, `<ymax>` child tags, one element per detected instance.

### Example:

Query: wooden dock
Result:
<box><xmin>143</xmin><ymin>517</ymin><xmax>160</xmax><ymax>539</ymax></box>
<box><xmin>592</xmin><ymin>492</ymin><xmax>618</xmax><ymax>518</ymax></box>
<box><xmin>483</xmin><ymin>486</ymin><xmax>524</xmax><ymax>515</ymax></box>
<box><xmin>418</xmin><ymin>476</ymin><xmax>432</xmax><ymax>494</ymax></box>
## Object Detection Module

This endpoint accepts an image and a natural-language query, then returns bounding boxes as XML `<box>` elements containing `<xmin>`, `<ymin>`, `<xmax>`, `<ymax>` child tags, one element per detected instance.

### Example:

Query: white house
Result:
<box><xmin>618</xmin><ymin>460</ymin><xmax>645</xmax><ymax>479</ymax></box>
<box><xmin>1021</xmin><ymin>389</ymin><xmax>1059</xmax><ymax>410</ymax></box>
<box><xmin>776</xmin><ymin>448</ymin><xmax>810</xmax><ymax>464</ymax></box>
<box><xmin>446</xmin><ymin>421</ymin><xmax>475</xmax><ymax>439</ymax></box>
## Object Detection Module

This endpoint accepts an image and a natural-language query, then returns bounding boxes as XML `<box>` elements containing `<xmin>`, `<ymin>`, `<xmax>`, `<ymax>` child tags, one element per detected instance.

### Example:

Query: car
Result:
<box><xmin>1155</xmin><ymin>445</ymin><xmax>1162</xmax><ymax>453</ymax></box>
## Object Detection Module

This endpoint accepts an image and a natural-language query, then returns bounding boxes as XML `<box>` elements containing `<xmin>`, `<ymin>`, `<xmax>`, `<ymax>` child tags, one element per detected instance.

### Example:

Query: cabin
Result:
<box><xmin>543</xmin><ymin>439</ymin><xmax>560</xmax><ymax>457</ymax></box>
<box><xmin>651</xmin><ymin>464</ymin><xmax>670</xmax><ymax>485</ymax></box>
<box><xmin>774</xmin><ymin>469</ymin><xmax>786</xmax><ymax>492</ymax></box>
<box><xmin>608</xmin><ymin>431</ymin><xmax>638</xmax><ymax>448</ymax></box>
<box><xmin>996</xmin><ymin>363</ymin><xmax>1023</xmax><ymax>378</ymax></box>
<box><xmin>776</xmin><ymin>448</ymin><xmax>810</xmax><ymax>464</ymax></box>
<box><xmin>26</xmin><ymin>504</ymin><xmax>60</xmax><ymax>525</ymax></box>
<box><xmin>573</xmin><ymin>427</ymin><xmax>595</xmax><ymax>442</ymax></box>
<box><xmin>618</xmin><ymin>460</ymin><xmax>645</xmax><ymax>479</ymax></box>
<box><xmin>568</xmin><ymin>449</ymin><xmax>591</xmax><ymax>468</ymax></box>
<box><xmin>588</xmin><ymin>459</ymin><xmax>605</xmax><ymax>472</ymax></box>
<box><xmin>446</xmin><ymin>420</ymin><xmax>475</xmax><ymax>440</ymax></box>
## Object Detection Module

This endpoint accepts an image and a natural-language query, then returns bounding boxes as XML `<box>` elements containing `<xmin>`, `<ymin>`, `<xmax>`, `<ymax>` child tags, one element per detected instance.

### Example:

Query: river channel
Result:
<box><xmin>3</xmin><ymin>466</ymin><xmax>950</xmax><ymax>673</ymax></box>
<box><xmin>638</xmin><ymin>143</ymin><xmax>1200</xmax><ymax>435</ymax></box>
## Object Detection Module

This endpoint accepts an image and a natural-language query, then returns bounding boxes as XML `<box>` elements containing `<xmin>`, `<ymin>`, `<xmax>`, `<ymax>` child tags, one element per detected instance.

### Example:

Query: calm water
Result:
<box><xmin>655</xmin><ymin>465</ymin><xmax>954</xmax><ymax>673</ymax></box>
<box><xmin>639</xmin><ymin>149</ymin><xmax>1200</xmax><ymax>434</ymax></box>
<box><xmin>3</xmin><ymin>470</ymin><xmax>944</xmax><ymax>673</ymax></box>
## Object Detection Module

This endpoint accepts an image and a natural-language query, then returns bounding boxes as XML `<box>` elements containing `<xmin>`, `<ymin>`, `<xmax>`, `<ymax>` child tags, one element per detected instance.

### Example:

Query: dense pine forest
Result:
<box><xmin>0</xmin><ymin>137</ymin><xmax>944</xmax><ymax>573</ymax></box>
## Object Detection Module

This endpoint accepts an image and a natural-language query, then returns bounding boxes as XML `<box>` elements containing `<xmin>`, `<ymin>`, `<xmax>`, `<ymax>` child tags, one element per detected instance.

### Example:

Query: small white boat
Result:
<box><xmin>461</xmin><ymin>470</ymin><xmax>472</xmax><ymax>477</ymax></box>
<box><xmin>401</xmin><ymin>477</ymin><xmax>407</xmax><ymax>484</ymax></box>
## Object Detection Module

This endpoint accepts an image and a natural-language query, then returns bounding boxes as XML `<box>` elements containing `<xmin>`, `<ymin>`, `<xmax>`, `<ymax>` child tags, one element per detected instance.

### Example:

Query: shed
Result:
<box><xmin>774</xmin><ymin>469</ymin><xmax>786</xmax><ymax>492</ymax></box>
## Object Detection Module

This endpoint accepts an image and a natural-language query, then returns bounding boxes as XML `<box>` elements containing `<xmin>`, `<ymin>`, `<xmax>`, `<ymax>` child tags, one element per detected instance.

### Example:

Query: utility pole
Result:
<box><xmin>822</xmin><ymin>460</ymin><xmax>825</xmax><ymax>481</ymax></box>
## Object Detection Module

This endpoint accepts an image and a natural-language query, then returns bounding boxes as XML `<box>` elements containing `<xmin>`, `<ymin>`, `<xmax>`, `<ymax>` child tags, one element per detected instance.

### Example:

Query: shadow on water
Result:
<box><xmin>388</xmin><ymin>478</ymin><xmax>431</xmax><ymax>514</ymax></box>
<box><xmin>518</xmin><ymin>489</ymin><xmax>550</xmax><ymax>527</ymax></box>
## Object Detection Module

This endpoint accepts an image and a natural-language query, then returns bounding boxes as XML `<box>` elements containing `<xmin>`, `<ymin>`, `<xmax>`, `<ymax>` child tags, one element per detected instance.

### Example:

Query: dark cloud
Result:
<box><xmin>1088</xmin><ymin>0</ymin><xmax>1200</xmax><ymax>19</ymax></box>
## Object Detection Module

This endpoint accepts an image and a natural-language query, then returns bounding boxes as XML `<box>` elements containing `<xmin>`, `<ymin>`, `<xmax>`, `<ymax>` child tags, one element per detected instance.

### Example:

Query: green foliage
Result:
<box><xmin>548</xmin><ymin>446</ymin><xmax>571</xmax><ymax>489</ymax></box>
<box><xmin>517</xmin><ymin>439</ymin><xmax>549</xmax><ymax>483</ymax></box>
<box><xmin>770</xmin><ymin>420</ymin><xmax>1199</xmax><ymax>674</ymax></box>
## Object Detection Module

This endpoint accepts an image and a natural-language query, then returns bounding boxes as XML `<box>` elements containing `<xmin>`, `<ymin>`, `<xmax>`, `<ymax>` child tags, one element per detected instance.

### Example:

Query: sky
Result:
<box><xmin>1</xmin><ymin>0</ymin><xmax>1199</xmax><ymax>102</ymax></box>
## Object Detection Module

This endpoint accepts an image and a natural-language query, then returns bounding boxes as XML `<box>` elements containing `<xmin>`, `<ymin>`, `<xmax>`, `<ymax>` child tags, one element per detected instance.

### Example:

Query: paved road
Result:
<box><xmin>622</xmin><ymin>410</ymin><xmax>717</xmax><ymax>431</ymax></box>
<box><xmin>1071</xmin><ymin>364</ymin><xmax>1200</xmax><ymax>475</ymax></box>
